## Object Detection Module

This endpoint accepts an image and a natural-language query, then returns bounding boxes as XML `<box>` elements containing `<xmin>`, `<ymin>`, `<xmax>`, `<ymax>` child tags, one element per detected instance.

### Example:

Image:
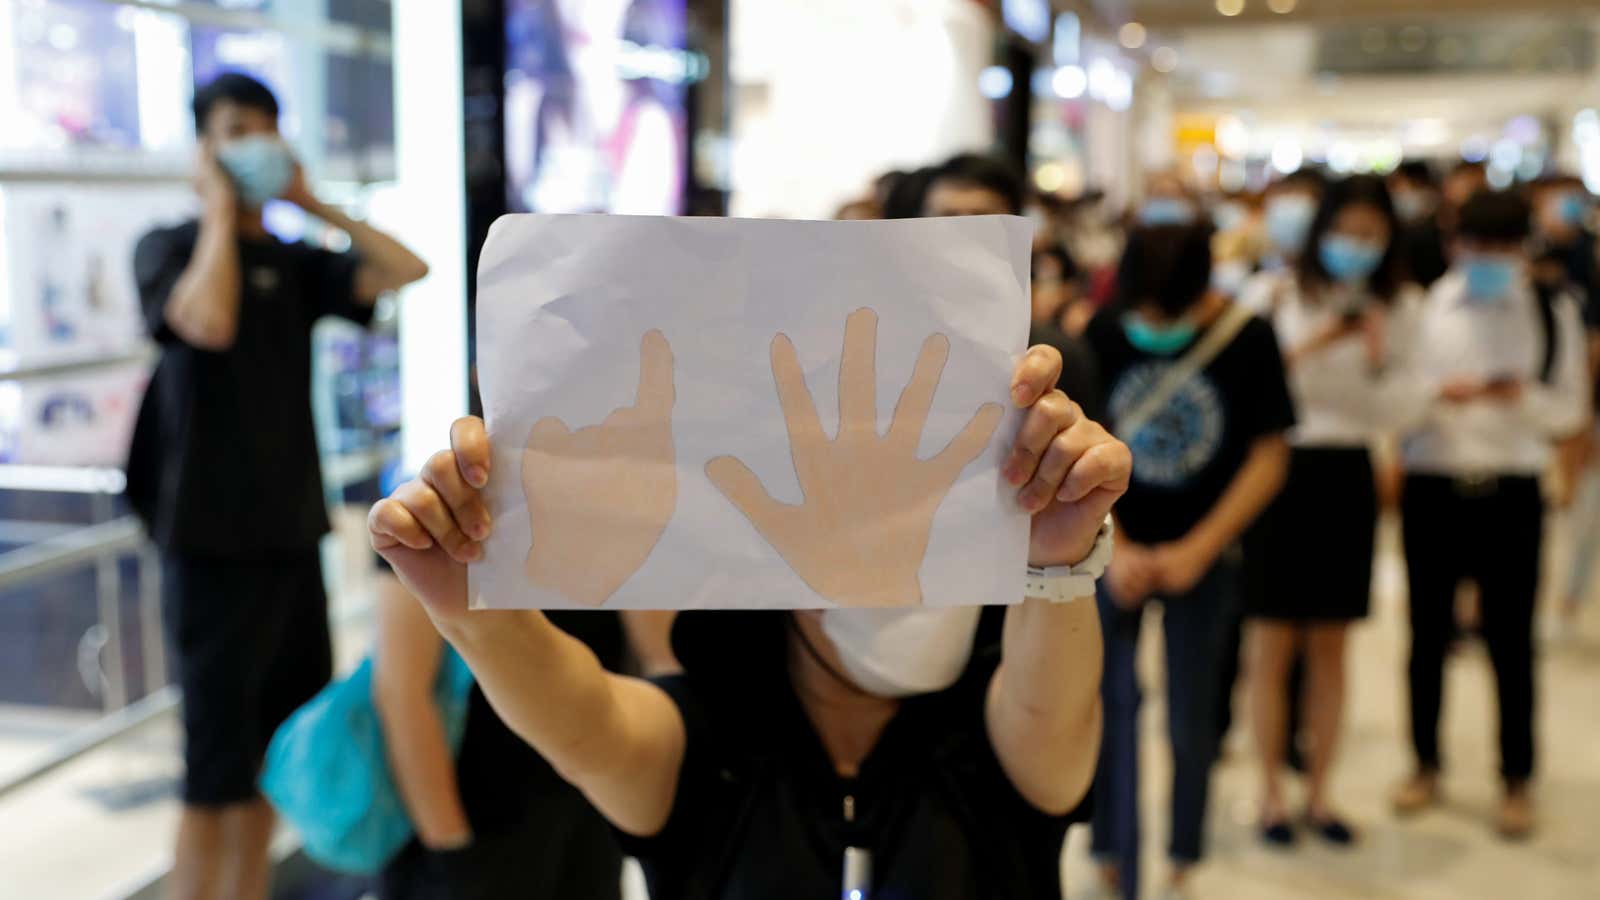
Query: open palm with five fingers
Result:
<box><xmin>521</xmin><ymin>330</ymin><xmax>677</xmax><ymax>606</ymax></box>
<box><xmin>707</xmin><ymin>308</ymin><xmax>1004</xmax><ymax>607</ymax></box>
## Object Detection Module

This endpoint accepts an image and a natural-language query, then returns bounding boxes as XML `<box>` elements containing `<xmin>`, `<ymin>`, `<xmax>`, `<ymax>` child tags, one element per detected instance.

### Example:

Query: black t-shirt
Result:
<box><xmin>126</xmin><ymin>221</ymin><xmax>371</xmax><ymax>557</ymax></box>
<box><xmin>620</xmin><ymin>651</ymin><xmax>1084</xmax><ymax>900</ymax></box>
<box><xmin>1084</xmin><ymin>307</ymin><xmax>1295</xmax><ymax>546</ymax></box>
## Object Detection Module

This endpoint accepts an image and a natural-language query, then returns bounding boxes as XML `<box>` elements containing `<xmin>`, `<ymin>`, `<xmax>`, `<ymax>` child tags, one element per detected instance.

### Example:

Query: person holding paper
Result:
<box><xmin>1082</xmin><ymin>222</ymin><xmax>1295</xmax><ymax>899</ymax></box>
<box><xmin>368</xmin><ymin>342</ymin><xmax>1130</xmax><ymax>899</ymax></box>
<box><xmin>126</xmin><ymin>73</ymin><xmax>429</xmax><ymax>900</ymax></box>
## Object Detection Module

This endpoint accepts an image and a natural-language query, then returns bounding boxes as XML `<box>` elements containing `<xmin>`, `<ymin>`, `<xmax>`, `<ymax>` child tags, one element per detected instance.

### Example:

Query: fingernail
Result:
<box><xmin>469</xmin><ymin>521</ymin><xmax>489</xmax><ymax>541</ymax></box>
<box><xmin>467</xmin><ymin>466</ymin><xmax>488</xmax><ymax>487</ymax></box>
<box><xmin>1056</xmin><ymin>486</ymin><xmax>1076</xmax><ymax>503</ymax></box>
<box><xmin>1019</xmin><ymin>490</ymin><xmax>1046</xmax><ymax>512</ymax></box>
<box><xmin>1011</xmin><ymin>384</ymin><xmax>1031</xmax><ymax>406</ymax></box>
<box><xmin>463</xmin><ymin>543</ymin><xmax>483</xmax><ymax>562</ymax></box>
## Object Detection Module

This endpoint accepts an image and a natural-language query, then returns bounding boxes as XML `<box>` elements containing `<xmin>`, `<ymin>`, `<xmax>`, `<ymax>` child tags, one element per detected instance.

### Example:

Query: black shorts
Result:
<box><xmin>163</xmin><ymin>550</ymin><xmax>332</xmax><ymax>806</ymax></box>
<box><xmin>1242</xmin><ymin>446</ymin><xmax>1378</xmax><ymax>622</ymax></box>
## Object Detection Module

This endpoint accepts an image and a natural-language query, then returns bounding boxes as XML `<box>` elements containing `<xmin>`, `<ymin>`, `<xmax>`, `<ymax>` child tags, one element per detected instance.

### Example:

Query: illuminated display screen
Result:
<box><xmin>504</xmin><ymin>0</ymin><xmax>699</xmax><ymax>215</ymax></box>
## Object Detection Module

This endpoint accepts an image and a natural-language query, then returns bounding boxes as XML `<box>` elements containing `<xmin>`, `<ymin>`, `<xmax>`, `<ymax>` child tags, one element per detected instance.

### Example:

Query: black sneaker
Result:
<box><xmin>1260</xmin><ymin>819</ymin><xmax>1296</xmax><ymax>848</ymax></box>
<box><xmin>1307</xmin><ymin>815</ymin><xmax>1357</xmax><ymax>847</ymax></box>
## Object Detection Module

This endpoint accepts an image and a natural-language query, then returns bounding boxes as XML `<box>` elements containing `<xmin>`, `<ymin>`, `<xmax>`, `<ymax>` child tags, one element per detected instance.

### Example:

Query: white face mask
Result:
<box><xmin>820</xmin><ymin>606</ymin><xmax>982</xmax><ymax>698</ymax></box>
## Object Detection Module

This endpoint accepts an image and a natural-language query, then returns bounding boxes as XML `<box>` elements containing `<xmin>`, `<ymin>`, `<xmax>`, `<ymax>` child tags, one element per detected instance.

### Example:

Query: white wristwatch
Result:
<box><xmin>1024</xmin><ymin>515</ymin><xmax>1115</xmax><ymax>603</ymax></box>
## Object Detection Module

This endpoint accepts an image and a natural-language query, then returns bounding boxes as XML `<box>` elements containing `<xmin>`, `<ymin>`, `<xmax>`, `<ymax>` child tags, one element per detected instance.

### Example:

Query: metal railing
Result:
<box><xmin>0</xmin><ymin>348</ymin><xmax>157</xmax><ymax>383</ymax></box>
<box><xmin>0</xmin><ymin>513</ymin><xmax>167</xmax><ymax>803</ymax></box>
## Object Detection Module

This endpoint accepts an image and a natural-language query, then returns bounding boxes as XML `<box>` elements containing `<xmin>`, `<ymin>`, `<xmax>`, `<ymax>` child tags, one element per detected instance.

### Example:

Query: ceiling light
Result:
<box><xmin>1216</xmin><ymin>0</ymin><xmax>1245</xmax><ymax>17</ymax></box>
<box><xmin>1119</xmin><ymin>22</ymin><xmax>1147</xmax><ymax>50</ymax></box>
<box><xmin>1152</xmin><ymin>46</ymin><xmax>1180</xmax><ymax>73</ymax></box>
<box><xmin>1268</xmin><ymin>0</ymin><xmax>1297</xmax><ymax>12</ymax></box>
<box><xmin>1052</xmin><ymin>65</ymin><xmax>1088</xmax><ymax>100</ymax></box>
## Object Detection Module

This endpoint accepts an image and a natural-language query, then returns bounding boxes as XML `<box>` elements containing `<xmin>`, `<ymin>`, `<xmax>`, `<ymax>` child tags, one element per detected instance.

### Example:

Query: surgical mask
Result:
<box><xmin>1393</xmin><ymin>190</ymin><xmax>1433</xmax><ymax>224</ymax></box>
<box><xmin>1139</xmin><ymin>198</ymin><xmax>1195</xmax><ymax>227</ymax></box>
<box><xmin>1122</xmin><ymin>312</ymin><xmax>1198</xmax><ymax>355</ymax></box>
<box><xmin>217</xmin><ymin>135</ymin><xmax>294</xmax><ymax>208</ymax></box>
<box><xmin>1461</xmin><ymin>256</ymin><xmax>1520</xmax><ymax>301</ymax></box>
<box><xmin>1318</xmin><ymin>235</ymin><xmax>1385</xmax><ymax>285</ymax></box>
<box><xmin>1556</xmin><ymin>192</ymin><xmax>1590</xmax><ymax>227</ymax></box>
<box><xmin>1212</xmin><ymin>201</ymin><xmax>1248</xmax><ymax>233</ymax></box>
<box><xmin>820</xmin><ymin>606</ymin><xmax>981</xmax><ymax>698</ymax></box>
<box><xmin>1264</xmin><ymin>195</ymin><xmax>1316</xmax><ymax>254</ymax></box>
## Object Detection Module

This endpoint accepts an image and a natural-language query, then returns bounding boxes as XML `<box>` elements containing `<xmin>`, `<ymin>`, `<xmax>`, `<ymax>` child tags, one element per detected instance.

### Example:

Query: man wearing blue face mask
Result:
<box><xmin>125</xmin><ymin>72</ymin><xmax>429</xmax><ymax>900</ymax></box>
<box><xmin>1393</xmin><ymin>189</ymin><xmax>1591</xmax><ymax>841</ymax></box>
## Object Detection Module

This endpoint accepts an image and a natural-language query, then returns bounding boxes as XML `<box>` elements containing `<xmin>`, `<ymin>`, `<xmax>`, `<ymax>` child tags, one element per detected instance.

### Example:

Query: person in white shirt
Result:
<box><xmin>1239</xmin><ymin>175</ymin><xmax>1423</xmax><ymax>849</ymax></box>
<box><xmin>1392</xmin><ymin>189</ymin><xmax>1591</xmax><ymax>840</ymax></box>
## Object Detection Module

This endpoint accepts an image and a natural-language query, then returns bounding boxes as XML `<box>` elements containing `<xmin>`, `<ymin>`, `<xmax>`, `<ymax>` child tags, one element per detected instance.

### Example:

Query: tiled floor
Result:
<box><xmin>2</xmin><ymin>515</ymin><xmax>1598</xmax><ymax>899</ymax></box>
<box><xmin>1059</xmin><ymin>517</ymin><xmax>1600</xmax><ymax>899</ymax></box>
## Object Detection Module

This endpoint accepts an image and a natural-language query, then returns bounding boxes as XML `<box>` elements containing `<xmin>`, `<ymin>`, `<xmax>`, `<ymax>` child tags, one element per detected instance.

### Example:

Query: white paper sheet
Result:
<box><xmin>469</xmin><ymin>213</ymin><xmax>1033</xmax><ymax>610</ymax></box>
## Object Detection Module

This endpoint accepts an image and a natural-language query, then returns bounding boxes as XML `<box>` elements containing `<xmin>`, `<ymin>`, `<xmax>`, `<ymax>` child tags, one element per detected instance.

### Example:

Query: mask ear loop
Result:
<box><xmin>786</xmin><ymin>613</ymin><xmax>872</xmax><ymax>698</ymax></box>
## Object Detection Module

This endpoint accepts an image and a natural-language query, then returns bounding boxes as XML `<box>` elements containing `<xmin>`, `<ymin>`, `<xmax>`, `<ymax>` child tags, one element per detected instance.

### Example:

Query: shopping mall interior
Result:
<box><xmin>2</xmin><ymin>0</ymin><xmax>1600</xmax><ymax>898</ymax></box>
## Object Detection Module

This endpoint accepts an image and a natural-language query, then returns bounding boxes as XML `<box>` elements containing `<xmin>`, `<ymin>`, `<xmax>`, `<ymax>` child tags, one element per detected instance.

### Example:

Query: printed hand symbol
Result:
<box><xmin>522</xmin><ymin>330</ymin><xmax>676</xmax><ymax>606</ymax></box>
<box><xmin>707</xmin><ymin>308</ymin><xmax>1004</xmax><ymax>607</ymax></box>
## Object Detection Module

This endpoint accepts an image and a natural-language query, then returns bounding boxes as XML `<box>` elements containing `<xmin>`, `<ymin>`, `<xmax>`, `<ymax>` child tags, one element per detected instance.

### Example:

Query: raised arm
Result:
<box><xmin>368</xmin><ymin>417</ymin><xmax>685</xmax><ymax>837</ymax></box>
<box><xmin>163</xmin><ymin>149</ymin><xmax>242</xmax><ymax>350</ymax></box>
<box><xmin>284</xmin><ymin>168</ymin><xmax>428</xmax><ymax>303</ymax></box>
<box><xmin>987</xmin><ymin>348</ymin><xmax>1130</xmax><ymax>813</ymax></box>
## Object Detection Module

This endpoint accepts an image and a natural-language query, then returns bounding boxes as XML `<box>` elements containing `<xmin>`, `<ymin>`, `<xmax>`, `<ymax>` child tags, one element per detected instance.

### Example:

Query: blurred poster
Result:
<box><xmin>504</xmin><ymin>0</ymin><xmax>691</xmax><ymax>215</ymax></box>
<box><xmin>0</xmin><ymin>184</ymin><xmax>192</xmax><ymax>364</ymax></box>
<box><xmin>5</xmin><ymin>366</ymin><xmax>149</xmax><ymax>466</ymax></box>
<box><xmin>0</xmin><ymin>184</ymin><xmax>190</xmax><ymax>465</ymax></box>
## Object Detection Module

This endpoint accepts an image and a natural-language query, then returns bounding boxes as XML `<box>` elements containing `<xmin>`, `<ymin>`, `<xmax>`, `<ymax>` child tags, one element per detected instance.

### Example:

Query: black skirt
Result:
<box><xmin>1243</xmin><ymin>446</ymin><xmax>1377</xmax><ymax>622</ymax></box>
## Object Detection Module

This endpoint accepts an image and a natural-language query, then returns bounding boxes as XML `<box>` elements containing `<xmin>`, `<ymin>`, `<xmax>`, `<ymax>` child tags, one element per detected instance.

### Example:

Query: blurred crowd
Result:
<box><xmin>830</xmin><ymin>152</ymin><xmax>1599</xmax><ymax>898</ymax></box>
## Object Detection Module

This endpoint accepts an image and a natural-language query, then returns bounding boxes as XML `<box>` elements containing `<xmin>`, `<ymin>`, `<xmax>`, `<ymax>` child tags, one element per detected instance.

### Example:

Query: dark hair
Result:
<box><xmin>1114</xmin><ymin>223</ymin><xmax>1214</xmax><ymax>317</ymax></box>
<box><xmin>923</xmin><ymin>153</ymin><xmax>1025</xmax><ymax>215</ymax></box>
<box><xmin>1297</xmin><ymin>175</ymin><xmax>1403</xmax><ymax>302</ymax></box>
<box><xmin>1448</xmin><ymin>160</ymin><xmax>1487</xmax><ymax>179</ymax></box>
<box><xmin>192</xmin><ymin>72</ymin><xmax>280</xmax><ymax>133</ymax></box>
<box><xmin>1457</xmin><ymin>189</ymin><xmax>1532</xmax><ymax>244</ymax></box>
<box><xmin>882</xmin><ymin>166</ymin><xmax>935</xmax><ymax>219</ymax></box>
<box><xmin>1270</xmin><ymin>167</ymin><xmax>1328</xmax><ymax>197</ymax></box>
<box><xmin>1394</xmin><ymin>160</ymin><xmax>1437</xmax><ymax>188</ymax></box>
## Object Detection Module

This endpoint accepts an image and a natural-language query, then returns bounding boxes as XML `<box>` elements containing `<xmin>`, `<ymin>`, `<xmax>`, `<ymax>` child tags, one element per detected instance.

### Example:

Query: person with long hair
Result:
<box><xmin>1239</xmin><ymin>175</ymin><xmax>1422</xmax><ymax>847</ymax></box>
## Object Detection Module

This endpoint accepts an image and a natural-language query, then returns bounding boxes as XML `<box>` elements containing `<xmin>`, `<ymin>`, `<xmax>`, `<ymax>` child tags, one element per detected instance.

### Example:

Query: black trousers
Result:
<box><xmin>1401</xmin><ymin>474</ymin><xmax>1541</xmax><ymax>783</ymax></box>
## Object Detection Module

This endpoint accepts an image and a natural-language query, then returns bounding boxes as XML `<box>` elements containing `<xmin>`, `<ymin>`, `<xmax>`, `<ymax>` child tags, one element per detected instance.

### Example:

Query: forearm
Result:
<box><xmin>306</xmin><ymin>198</ymin><xmax>428</xmax><ymax>290</ymax></box>
<box><xmin>1186</xmin><ymin>435</ymin><xmax>1290</xmax><ymax>560</ymax></box>
<box><xmin>988</xmin><ymin>596</ymin><xmax>1104</xmax><ymax>814</ymax></box>
<box><xmin>166</xmin><ymin>201</ymin><xmax>241</xmax><ymax>349</ymax></box>
<box><xmin>375</xmin><ymin>693</ymin><xmax>471</xmax><ymax>847</ymax></box>
<box><xmin>439</xmin><ymin>609</ymin><xmax>683</xmax><ymax>836</ymax></box>
<box><xmin>440</xmin><ymin>610</ymin><xmax>626</xmax><ymax>778</ymax></box>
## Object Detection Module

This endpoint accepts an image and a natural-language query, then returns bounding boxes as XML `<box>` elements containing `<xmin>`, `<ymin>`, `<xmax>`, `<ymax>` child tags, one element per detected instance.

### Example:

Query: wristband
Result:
<box><xmin>1024</xmin><ymin>515</ymin><xmax>1115</xmax><ymax>603</ymax></box>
